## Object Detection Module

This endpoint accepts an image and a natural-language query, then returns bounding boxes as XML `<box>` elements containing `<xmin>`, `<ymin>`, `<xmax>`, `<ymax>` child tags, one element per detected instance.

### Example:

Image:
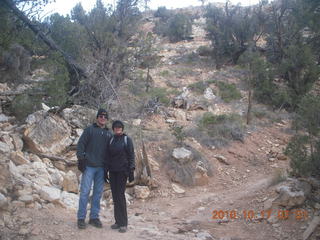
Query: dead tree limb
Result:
<box><xmin>38</xmin><ymin>153</ymin><xmax>76</xmax><ymax>167</ymax></box>
<box><xmin>1</xmin><ymin>0</ymin><xmax>87</xmax><ymax>88</ymax></box>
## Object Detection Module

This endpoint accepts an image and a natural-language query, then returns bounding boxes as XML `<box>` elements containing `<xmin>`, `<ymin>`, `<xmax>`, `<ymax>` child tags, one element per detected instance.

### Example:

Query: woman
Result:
<box><xmin>105</xmin><ymin>120</ymin><xmax>135</xmax><ymax>233</ymax></box>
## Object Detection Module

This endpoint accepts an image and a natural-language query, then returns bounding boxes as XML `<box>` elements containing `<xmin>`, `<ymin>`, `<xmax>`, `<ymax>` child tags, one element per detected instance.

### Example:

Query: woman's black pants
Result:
<box><xmin>109</xmin><ymin>171</ymin><xmax>128</xmax><ymax>227</ymax></box>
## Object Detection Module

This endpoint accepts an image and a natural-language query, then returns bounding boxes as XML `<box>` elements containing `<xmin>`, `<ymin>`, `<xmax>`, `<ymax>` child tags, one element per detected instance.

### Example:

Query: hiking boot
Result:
<box><xmin>111</xmin><ymin>223</ymin><xmax>120</xmax><ymax>229</ymax></box>
<box><xmin>77</xmin><ymin>219</ymin><xmax>86</xmax><ymax>229</ymax></box>
<box><xmin>89</xmin><ymin>218</ymin><xmax>102</xmax><ymax>228</ymax></box>
<box><xmin>119</xmin><ymin>226</ymin><xmax>127</xmax><ymax>233</ymax></box>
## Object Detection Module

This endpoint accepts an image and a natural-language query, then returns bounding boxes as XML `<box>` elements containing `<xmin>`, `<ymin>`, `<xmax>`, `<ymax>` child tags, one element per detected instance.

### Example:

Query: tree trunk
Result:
<box><xmin>1</xmin><ymin>0</ymin><xmax>87</xmax><ymax>89</ymax></box>
<box><xmin>247</xmin><ymin>89</ymin><xmax>252</xmax><ymax>125</ymax></box>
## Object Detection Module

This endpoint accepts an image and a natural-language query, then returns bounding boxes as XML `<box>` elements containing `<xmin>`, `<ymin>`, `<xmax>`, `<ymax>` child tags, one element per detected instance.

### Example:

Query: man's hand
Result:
<box><xmin>128</xmin><ymin>170</ymin><xmax>134</xmax><ymax>183</ymax></box>
<box><xmin>77</xmin><ymin>158</ymin><xmax>86</xmax><ymax>173</ymax></box>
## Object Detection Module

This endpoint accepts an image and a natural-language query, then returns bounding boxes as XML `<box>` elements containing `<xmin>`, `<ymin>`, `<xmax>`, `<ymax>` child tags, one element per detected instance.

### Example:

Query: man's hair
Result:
<box><xmin>96</xmin><ymin>108</ymin><xmax>108</xmax><ymax>119</ymax></box>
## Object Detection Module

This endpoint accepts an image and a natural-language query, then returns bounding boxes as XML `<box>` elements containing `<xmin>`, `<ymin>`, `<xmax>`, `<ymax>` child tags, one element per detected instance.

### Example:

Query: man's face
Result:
<box><xmin>97</xmin><ymin>115</ymin><xmax>107</xmax><ymax>126</ymax></box>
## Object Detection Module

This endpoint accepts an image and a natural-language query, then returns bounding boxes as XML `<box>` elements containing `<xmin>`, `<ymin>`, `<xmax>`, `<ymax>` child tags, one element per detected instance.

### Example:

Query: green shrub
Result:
<box><xmin>197</xmin><ymin>112</ymin><xmax>245</xmax><ymax>146</ymax></box>
<box><xmin>149</xmin><ymin>87</ymin><xmax>171</xmax><ymax>106</ymax></box>
<box><xmin>159</xmin><ymin>70</ymin><xmax>170</xmax><ymax>77</ymax></box>
<box><xmin>197</xmin><ymin>45</ymin><xmax>212</xmax><ymax>57</ymax></box>
<box><xmin>216</xmin><ymin>81</ymin><xmax>242</xmax><ymax>102</ymax></box>
<box><xmin>188</xmin><ymin>81</ymin><xmax>207</xmax><ymax>94</ymax></box>
<box><xmin>154</xmin><ymin>6</ymin><xmax>172</xmax><ymax>20</ymax></box>
<box><xmin>167</xmin><ymin>13</ymin><xmax>192</xmax><ymax>42</ymax></box>
<box><xmin>170</xmin><ymin>125</ymin><xmax>186</xmax><ymax>145</ymax></box>
<box><xmin>10</xmin><ymin>94</ymin><xmax>42</xmax><ymax>121</ymax></box>
<box><xmin>285</xmin><ymin>94</ymin><xmax>320</xmax><ymax>177</ymax></box>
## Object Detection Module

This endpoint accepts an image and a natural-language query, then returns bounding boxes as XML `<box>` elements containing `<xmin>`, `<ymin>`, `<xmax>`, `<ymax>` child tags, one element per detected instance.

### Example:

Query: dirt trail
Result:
<box><xmin>24</xmin><ymin>124</ymin><xmax>309</xmax><ymax>240</ymax></box>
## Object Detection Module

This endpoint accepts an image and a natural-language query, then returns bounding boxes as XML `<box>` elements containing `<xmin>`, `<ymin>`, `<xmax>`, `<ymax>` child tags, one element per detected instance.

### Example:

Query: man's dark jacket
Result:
<box><xmin>77</xmin><ymin>123</ymin><xmax>112</xmax><ymax>167</ymax></box>
<box><xmin>106</xmin><ymin>134</ymin><xmax>135</xmax><ymax>172</ymax></box>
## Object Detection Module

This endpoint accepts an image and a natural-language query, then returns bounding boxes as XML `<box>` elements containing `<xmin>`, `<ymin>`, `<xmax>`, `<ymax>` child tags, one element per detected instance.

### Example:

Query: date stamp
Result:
<box><xmin>212</xmin><ymin>209</ymin><xmax>308</xmax><ymax>221</ymax></box>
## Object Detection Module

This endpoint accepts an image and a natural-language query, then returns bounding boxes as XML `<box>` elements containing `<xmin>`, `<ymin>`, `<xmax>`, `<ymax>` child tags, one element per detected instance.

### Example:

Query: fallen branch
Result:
<box><xmin>214</xmin><ymin>155</ymin><xmax>230</xmax><ymax>165</ymax></box>
<box><xmin>38</xmin><ymin>153</ymin><xmax>76</xmax><ymax>166</ymax></box>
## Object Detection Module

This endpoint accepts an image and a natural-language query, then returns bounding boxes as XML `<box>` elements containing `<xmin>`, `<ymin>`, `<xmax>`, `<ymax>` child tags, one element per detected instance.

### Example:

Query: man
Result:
<box><xmin>76</xmin><ymin>108</ymin><xmax>112</xmax><ymax>229</ymax></box>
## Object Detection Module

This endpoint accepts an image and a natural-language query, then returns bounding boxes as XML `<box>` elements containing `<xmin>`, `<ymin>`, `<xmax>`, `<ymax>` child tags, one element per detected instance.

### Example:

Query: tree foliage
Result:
<box><xmin>285</xmin><ymin>94</ymin><xmax>320</xmax><ymax>177</ymax></box>
<box><xmin>154</xmin><ymin>7</ymin><xmax>193</xmax><ymax>42</ymax></box>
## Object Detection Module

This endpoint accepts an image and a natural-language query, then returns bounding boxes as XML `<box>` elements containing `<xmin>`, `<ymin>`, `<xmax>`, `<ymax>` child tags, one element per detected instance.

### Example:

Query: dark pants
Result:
<box><xmin>109</xmin><ymin>171</ymin><xmax>128</xmax><ymax>227</ymax></box>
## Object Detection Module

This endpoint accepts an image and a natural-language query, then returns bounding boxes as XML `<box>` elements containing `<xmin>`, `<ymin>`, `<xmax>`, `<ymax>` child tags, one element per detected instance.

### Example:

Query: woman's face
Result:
<box><xmin>113</xmin><ymin>127</ymin><xmax>123</xmax><ymax>135</ymax></box>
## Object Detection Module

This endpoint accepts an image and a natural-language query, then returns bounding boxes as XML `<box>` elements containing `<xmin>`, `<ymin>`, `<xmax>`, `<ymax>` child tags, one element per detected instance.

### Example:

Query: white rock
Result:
<box><xmin>19</xmin><ymin>195</ymin><xmax>33</xmax><ymax>203</ymax></box>
<box><xmin>134</xmin><ymin>186</ymin><xmax>150</xmax><ymax>199</ymax></box>
<box><xmin>132</xmin><ymin>119</ymin><xmax>141</xmax><ymax>126</ymax></box>
<box><xmin>171</xmin><ymin>183</ymin><xmax>185</xmax><ymax>194</ymax></box>
<box><xmin>204</xmin><ymin>87</ymin><xmax>216</xmax><ymax>100</ymax></box>
<box><xmin>165</xmin><ymin>119</ymin><xmax>176</xmax><ymax>124</ymax></box>
<box><xmin>39</xmin><ymin>186</ymin><xmax>61</xmax><ymax>202</ymax></box>
<box><xmin>41</xmin><ymin>103</ymin><xmax>50</xmax><ymax>111</ymax></box>
<box><xmin>23</xmin><ymin>114</ymin><xmax>72</xmax><ymax>155</ymax></box>
<box><xmin>60</xmin><ymin>191</ymin><xmax>79</xmax><ymax>210</ymax></box>
<box><xmin>172</xmin><ymin>147</ymin><xmax>192</xmax><ymax>164</ymax></box>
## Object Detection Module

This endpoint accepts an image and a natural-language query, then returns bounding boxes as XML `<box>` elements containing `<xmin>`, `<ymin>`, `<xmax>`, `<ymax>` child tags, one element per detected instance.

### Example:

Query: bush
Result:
<box><xmin>285</xmin><ymin>94</ymin><xmax>320</xmax><ymax>177</ymax></box>
<box><xmin>167</xmin><ymin>13</ymin><xmax>192</xmax><ymax>42</ymax></box>
<box><xmin>149</xmin><ymin>87</ymin><xmax>171</xmax><ymax>106</ymax></box>
<box><xmin>154</xmin><ymin>6</ymin><xmax>172</xmax><ymax>20</ymax></box>
<box><xmin>188</xmin><ymin>81</ymin><xmax>207</xmax><ymax>94</ymax></box>
<box><xmin>197</xmin><ymin>45</ymin><xmax>212</xmax><ymax>57</ymax></box>
<box><xmin>170</xmin><ymin>125</ymin><xmax>186</xmax><ymax>145</ymax></box>
<box><xmin>216</xmin><ymin>81</ymin><xmax>242</xmax><ymax>102</ymax></box>
<box><xmin>195</xmin><ymin>112</ymin><xmax>245</xmax><ymax>147</ymax></box>
<box><xmin>10</xmin><ymin>94</ymin><xmax>42</xmax><ymax>121</ymax></box>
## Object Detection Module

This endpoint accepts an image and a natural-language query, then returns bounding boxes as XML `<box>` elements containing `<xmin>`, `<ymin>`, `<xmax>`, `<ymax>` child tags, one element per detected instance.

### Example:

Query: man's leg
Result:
<box><xmin>77</xmin><ymin>167</ymin><xmax>95</xmax><ymax>224</ymax></box>
<box><xmin>90</xmin><ymin>167</ymin><xmax>105</xmax><ymax>220</ymax></box>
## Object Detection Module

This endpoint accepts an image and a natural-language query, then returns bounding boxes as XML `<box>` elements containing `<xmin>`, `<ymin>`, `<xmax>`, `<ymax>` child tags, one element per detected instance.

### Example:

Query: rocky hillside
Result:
<box><xmin>0</xmin><ymin>9</ymin><xmax>320</xmax><ymax>240</ymax></box>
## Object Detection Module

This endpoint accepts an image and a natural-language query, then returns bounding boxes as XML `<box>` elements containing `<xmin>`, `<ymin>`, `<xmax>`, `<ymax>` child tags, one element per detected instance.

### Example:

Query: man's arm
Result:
<box><xmin>77</xmin><ymin>127</ymin><xmax>90</xmax><ymax>172</ymax></box>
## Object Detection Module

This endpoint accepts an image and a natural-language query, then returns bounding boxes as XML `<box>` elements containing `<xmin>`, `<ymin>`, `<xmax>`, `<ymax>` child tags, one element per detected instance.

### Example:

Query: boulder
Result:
<box><xmin>61</xmin><ymin>105</ymin><xmax>96</xmax><ymax>128</ymax></box>
<box><xmin>62</xmin><ymin>170</ymin><xmax>78</xmax><ymax>193</ymax></box>
<box><xmin>10</xmin><ymin>151</ymin><xmax>30</xmax><ymax>165</ymax></box>
<box><xmin>134</xmin><ymin>186</ymin><xmax>150</xmax><ymax>199</ymax></box>
<box><xmin>60</xmin><ymin>191</ymin><xmax>79</xmax><ymax>210</ymax></box>
<box><xmin>39</xmin><ymin>186</ymin><xmax>61</xmax><ymax>202</ymax></box>
<box><xmin>0</xmin><ymin>142</ymin><xmax>10</xmax><ymax>154</ymax></box>
<box><xmin>17</xmin><ymin>162</ymin><xmax>52</xmax><ymax>187</ymax></box>
<box><xmin>23</xmin><ymin>114</ymin><xmax>72</xmax><ymax>154</ymax></box>
<box><xmin>10</xmin><ymin>133</ymin><xmax>23</xmax><ymax>151</ymax></box>
<box><xmin>49</xmin><ymin>168</ymin><xmax>64</xmax><ymax>188</ymax></box>
<box><xmin>172</xmin><ymin>147</ymin><xmax>193</xmax><ymax>164</ymax></box>
<box><xmin>25</xmin><ymin>110</ymin><xmax>47</xmax><ymax>125</ymax></box>
<box><xmin>273</xmin><ymin>180</ymin><xmax>311</xmax><ymax>208</ymax></box>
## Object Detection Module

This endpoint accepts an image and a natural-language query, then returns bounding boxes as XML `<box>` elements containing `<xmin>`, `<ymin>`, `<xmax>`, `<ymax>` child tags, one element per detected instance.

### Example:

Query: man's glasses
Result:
<box><xmin>98</xmin><ymin>115</ymin><xmax>107</xmax><ymax>119</ymax></box>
